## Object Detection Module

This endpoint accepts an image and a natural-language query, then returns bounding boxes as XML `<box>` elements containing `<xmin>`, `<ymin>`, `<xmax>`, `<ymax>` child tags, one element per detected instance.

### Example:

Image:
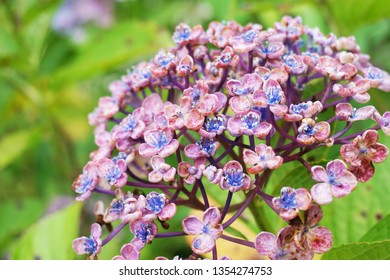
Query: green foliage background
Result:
<box><xmin>0</xmin><ymin>0</ymin><xmax>389</xmax><ymax>260</ymax></box>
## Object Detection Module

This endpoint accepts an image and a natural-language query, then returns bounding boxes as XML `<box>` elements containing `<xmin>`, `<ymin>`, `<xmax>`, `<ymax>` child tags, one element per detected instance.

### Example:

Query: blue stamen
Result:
<box><xmin>241</xmin><ymin>113</ymin><xmax>260</xmax><ymax>130</ymax></box>
<box><xmin>146</xmin><ymin>193</ymin><xmax>165</xmax><ymax>214</ymax></box>
<box><xmin>279</xmin><ymin>189</ymin><xmax>298</xmax><ymax>210</ymax></box>
<box><xmin>225</xmin><ymin>168</ymin><xmax>244</xmax><ymax>188</ymax></box>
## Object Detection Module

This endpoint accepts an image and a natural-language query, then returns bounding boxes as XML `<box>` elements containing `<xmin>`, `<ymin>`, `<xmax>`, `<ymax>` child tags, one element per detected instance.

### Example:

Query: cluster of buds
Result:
<box><xmin>72</xmin><ymin>16</ymin><xmax>390</xmax><ymax>260</ymax></box>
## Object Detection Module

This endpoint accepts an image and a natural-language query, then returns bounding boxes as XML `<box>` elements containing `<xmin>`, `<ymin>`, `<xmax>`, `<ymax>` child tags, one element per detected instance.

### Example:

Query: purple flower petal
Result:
<box><xmin>191</xmin><ymin>234</ymin><xmax>215</xmax><ymax>254</ymax></box>
<box><xmin>182</xmin><ymin>216</ymin><xmax>203</xmax><ymax>235</ymax></box>
<box><xmin>311</xmin><ymin>183</ymin><xmax>333</xmax><ymax>205</ymax></box>
<box><xmin>203</xmin><ymin>206</ymin><xmax>221</xmax><ymax>227</ymax></box>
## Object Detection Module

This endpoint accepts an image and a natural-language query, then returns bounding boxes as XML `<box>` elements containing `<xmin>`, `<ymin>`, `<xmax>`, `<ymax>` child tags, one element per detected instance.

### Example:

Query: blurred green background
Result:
<box><xmin>0</xmin><ymin>0</ymin><xmax>389</xmax><ymax>260</ymax></box>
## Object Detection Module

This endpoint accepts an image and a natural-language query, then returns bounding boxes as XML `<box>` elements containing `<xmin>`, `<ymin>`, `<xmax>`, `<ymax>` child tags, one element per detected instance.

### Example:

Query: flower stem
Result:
<box><xmin>221</xmin><ymin>234</ymin><xmax>254</xmax><ymax>248</ymax></box>
<box><xmin>102</xmin><ymin>222</ymin><xmax>127</xmax><ymax>246</ymax></box>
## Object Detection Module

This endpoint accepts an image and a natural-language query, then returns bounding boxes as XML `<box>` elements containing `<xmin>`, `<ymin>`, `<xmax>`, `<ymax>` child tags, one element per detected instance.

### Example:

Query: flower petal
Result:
<box><xmin>191</xmin><ymin>234</ymin><xmax>215</xmax><ymax>255</ymax></box>
<box><xmin>203</xmin><ymin>206</ymin><xmax>221</xmax><ymax>227</ymax></box>
<box><xmin>311</xmin><ymin>165</ymin><xmax>328</xmax><ymax>182</ymax></box>
<box><xmin>369</xmin><ymin>143</ymin><xmax>389</xmax><ymax>163</ymax></box>
<box><xmin>295</xmin><ymin>188</ymin><xmax>312</xmax><ymax>210</ymax></box>
<box><xmin>182</xmin><ymin>216</ymin><xmax>203</xmax><ymax>235</ymax></box>
<box><xmin>255</xmin><ymin>232</ymin><xmax>277</xmax><ymax>256</ymax></box>
<box><xmin>311</xmin><ymin>183</ymin><xmax>333</xmax><ymax>205</ymax></box>
<box><xmin>308</xmin><ymin>226</ymin><xmax>333</xmax><ymax>254</ymax></box>
<box><xmin>158</xmin><ymin>203</ymin><xmax>177</xmax><ymax>221</ymax></box>
<box><xmin>326</xmin><ymin>159</ymin><xmax>347</xmax><ymax>179</ymax></box>
<box><xmin>120</xmin><ymin>243</ymin><xmax>140</xmax><ymax>260</ymax></box>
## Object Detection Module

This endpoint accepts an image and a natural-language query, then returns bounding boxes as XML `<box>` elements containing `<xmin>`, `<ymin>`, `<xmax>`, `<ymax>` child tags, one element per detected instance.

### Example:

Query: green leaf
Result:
<box><xmin>51</xmin><ymin>20</ymin><xmax>171</xmax><ymax>85</ymax></box>
<box><xmin>0</xmin><ymin>198</ymin><xmax>47</xmax><ymax>254</ymax></box>
<box><xmin>10</xmin><ymin>202</ymin><xmax>82</xmax><ymax>260</ymax></box>
<box><xmin>321</xmin><ymin>240</ymin><xmax>390</xmax><ymax>260</ymax></box>
<box><xmin>360</xmin><ymin>214</ymin><xmax>390</xmax><ymax>242</ymax></box>
<box><xmin>0</xmin><ymin>27</ymin><xmax>20</xmax><ymax>58</ymax></box>
<box><xmin>0</xmin><ymin>129</ymin><xmax>38</xmax><ymax>171</ymax></box>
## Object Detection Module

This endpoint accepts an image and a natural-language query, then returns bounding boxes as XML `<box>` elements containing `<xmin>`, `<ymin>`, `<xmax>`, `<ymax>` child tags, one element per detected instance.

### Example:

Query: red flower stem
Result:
<box><xmin>102</xmin><ymin>222</ymin><xmax>127</xmax><ymax>246</ymax></box>
<box><xmin>220</xmin><ymin>191</ymin><xmax>233</xmax><ymax>222</ymax></box>
<box><xmin>331</xmin><ymin>121</ymin><xmax>352</xmax><ymax>139</ymax></box>
<box><xmin>126</xmin><ymin>180</ymin><xmax>176</xmax><ymax>189</ymax></box>
<box><xmin>269</xmin><ymin>111</ymin><xmax>296</xmax><ymax>142</ymax></box>
<box><xmin>94</xmin><ymin>187</ymin><xmax>115</xmax><ymax>196</ymax></box>
<box><xmin>218</xmin><ymin>134</ymin><xmax>251</xmax><ymax>149</ymax></box>
<box><xmin>336</xmin><ymin>125</ymin><xmax>380</xmax><ymax>142</ymax></box>
<box><xmin>248</xmin><ymin>51</ymin><xmax>253</xmax><ymax>73</ymax></box>
<box><xmin>197</xmin><ymin>179</ymin><xmax>209</xmax><ymax>208</ymax></box>
<box><xmin>220</xmin><ymin>234</ymin><xmax>254</xmax><ymax>248</ymax></box>
<box><xmin>320</xmin><ymin>79</ymin><xmax>335</xmax><ymax>104</ymax></box>
<box><xmin>155</xmin><ymin>231</ymin><xmax>187</xmax><ymax>238</ymax></box>
<box><xmin>215</xmin><ymin>67</ymin><xmax>229</xmax><ymax>92</ymax></box>
<box><xmin>298</xmin><ymin>157</ymin><xmax>312</xmax><ymax>172</ymax></box>
<box><xmin>323</xmin><ymin>97</ymin><xmax>347</xmax><ymax>110</ymax></box>
<box><xmin>167</xmin><ymin>71</ymin><xmax>185</xmax><ymax>90</ymax></box>
<box><xmin>222</xmin><ymin>189</ymin><xmax>256</xmax><ymax>229</ymax></box>
<box><xmin>212</xmin><ymin>246</ymin><xmax>218</xmax><ymax>260</ymax></box>
<box><xmin>216</xmin><ymin>136</ymin><xmax>241</xmax><ymax>162</ymax></box>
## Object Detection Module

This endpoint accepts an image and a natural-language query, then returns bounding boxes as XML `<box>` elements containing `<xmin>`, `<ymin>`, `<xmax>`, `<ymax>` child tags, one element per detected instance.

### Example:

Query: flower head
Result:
<box><xmin>310</xmin><ymin>159</ymin><xmax>357</xmax><ymax>204</ymax></box>
<box><xmin>182</xmin><ymin>207</ymin><xmax>223</xmax><ymax>254</ymax></box>
<box><xmin>243</xmin><ymin>144</ymin><xmax>283</xmax><ymax>174</ymax></box>
<box><xmin>272</xmin><ymin>187</ymin><xmax>312</xmax><ymax>220</ymax></box>
<box><xmin>220</xmin><ymin>160</ymin><xmax>252</xmax><ymax>192</ymax></box>
<box><xmin>72</xmin><ymin>223</ymin><xmax>102</xmax><ymax>258</ymax></box>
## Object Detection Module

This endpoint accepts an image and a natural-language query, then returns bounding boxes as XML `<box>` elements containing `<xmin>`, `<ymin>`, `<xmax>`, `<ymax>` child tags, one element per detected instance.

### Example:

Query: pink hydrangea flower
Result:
<box><xmin>111</xmin><ymin>108</ymin><xmax>146</xmax><ymax>151</ymax></box>
<box><xmin>284</xmin><ymin>101</ymin><xmax>323</xmax><ymax>122</ymax></box>
<box><xmin>335</xmin><ymin>103</ymin><xmax>375</xmax><ymax>122</ymax></box>
<box><xmin>148</xmin><ymin>156</ymin><xmax>176</xmax><ymax>183</ymax></box>
<box><xmin>203</xmin><ymin>165</ymin><xmax>223</xmax><ymax>184</ymax></box>
<box><xmin>282</xmin><ymin>54</ymin><xmax>307</xmax><ymax>75</ymax></box>
<box><xmin>254</xmin><ymin>66</ymin><xmax>288</xmax><ymax>84</ymax></box>
<box><xmin>254</xmin><ymin>79</ymin><xmax>288</xmax><ymax>117</ymax></box>
<box><xmin>72</xmin><ymin>161</ymin><xmax>99</xmax><ymax>201</ymax></box>
<box><xmin>297</xmin><ymin>118</ymin><xmax>330</xmax><ymax>145</ymax></box>
<box><xmin>310</xmin><ymin>159</ymin><xmax>357</xmax><ymax>204</ymax></box>
<box><xmin>132</xmin><ymin>192</ymin><xmax>177</xmax><ymax>223</ymax></box>
<box><xmin>182</xmin><ymin>207</ymin><xmax>223</xmax><ymax>255</ymax></box>
<box><xmin>315</xmin><ymin>56</ymin><xmax>357</xmax><ymax>80</ymax></box>
<box><xmin>288</xmin><ymin>205</ymin><xmax>333</xmax><ymax>255</ymax></box>
<box><xmin>98</xmin><ymin>158</ymin><xmax>128</xmax><ymax>188</ymax></box>
<box><xmin>151</xmin><ymin>50</ymin><xmax>176</xmax><ymax>77</ymax></box>
<box><xmin>272</xmin><ymin>187</ymin><xmax>312</xmax><ymax>220</ymax></box>
<box><xmin>226</xmin><ymin>73</ymin><xmax>263</xmax><ymax>114</ymax></box>
<box><xmin>199</xmin><ymin>115</ymin><xmax>227</xmax><ymax>138</ymax></box>
<box><xmin>220</xmin><ymin>160</ymin><xmax>252</xmax><ymax>192</ymax></box>
<box><xmin>227</xmin><ymin>111</ymin><xmax>272</xmax><ymax>139</ymax></box>
<box><xmin>333</xmin><ymin>75</ymin><xmax>371</xmax><ymax>103</ymax></box>
<box><xmin>184</xmin><ymin>138</ymin><xmax>219</xmax><ymax>159</ymax></box>
<box><xmin>214</xmin><ymin>46</ymin><xmax>239</xmax><ymax>68</ymax></box>
<box><xmin>141</xmin><ymin>93</ymin><xmax>165</xmax><ymax>126</ymax></box>
<box><xmin>139</xmin><ymin>128</ymin><xmax>179</xmax><ymax>158</ymax></box>
<box><xmin>112</xmin><ymin>240</ymin><xmax>143</xmax><ymax>260</ymax></box>
<box><xmin>103</xmin><ymin>189</ymin><xmax>141</xmax><ymax>223</ymax></box>
<box><xmin>229</xmin><ymin>27</ymin><xmax>262</xmax><ymax>53</ymax></box>
<box><xmin>374</xmin><ymin>111</ymin><xmax>390</xmax><ymax>136</ymax></box>
<box><xmin>178</xmin><ymin>158</ymin><xmax>206</xmax><ymax>184</ymax></box>
<box><xmin>243</xmin><ymin>144</ymin><xmax>283</xmax><ymax>174</ymax></box>
<box><xmin>130</xmin><ymin>220</ymin><xmax>158</xmax><ymax>244</ymax></box>
<box><xmin>255</xmin><ymin>227</ymin><xmax>313</xmax><ymax>260</ymax></box>
<box><xmin>72</xmin><ymin>223</ymin><xmax>102</xmax><ymax>257</ymax></box>
<box><xmin>255</xmin><ymin>40</ymin><xmax>286</xmax><ymax>60</ymax></box>
<box><xmin>340</xmin><ymin>130</ymin><xmax>388</xmax><ymax>182</ymax></box>
<box><xmin>363</xmin><ymin>66</ymin><xmax>390</xmax><ymax>91</ymax></box>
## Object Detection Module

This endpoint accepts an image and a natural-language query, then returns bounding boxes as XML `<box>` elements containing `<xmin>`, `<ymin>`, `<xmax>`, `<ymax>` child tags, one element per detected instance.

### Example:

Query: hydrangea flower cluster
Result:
<box><xmin>72</xmin><ymin>16</ymin><xmax>390</xmax><ymax>260</ymax></box>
